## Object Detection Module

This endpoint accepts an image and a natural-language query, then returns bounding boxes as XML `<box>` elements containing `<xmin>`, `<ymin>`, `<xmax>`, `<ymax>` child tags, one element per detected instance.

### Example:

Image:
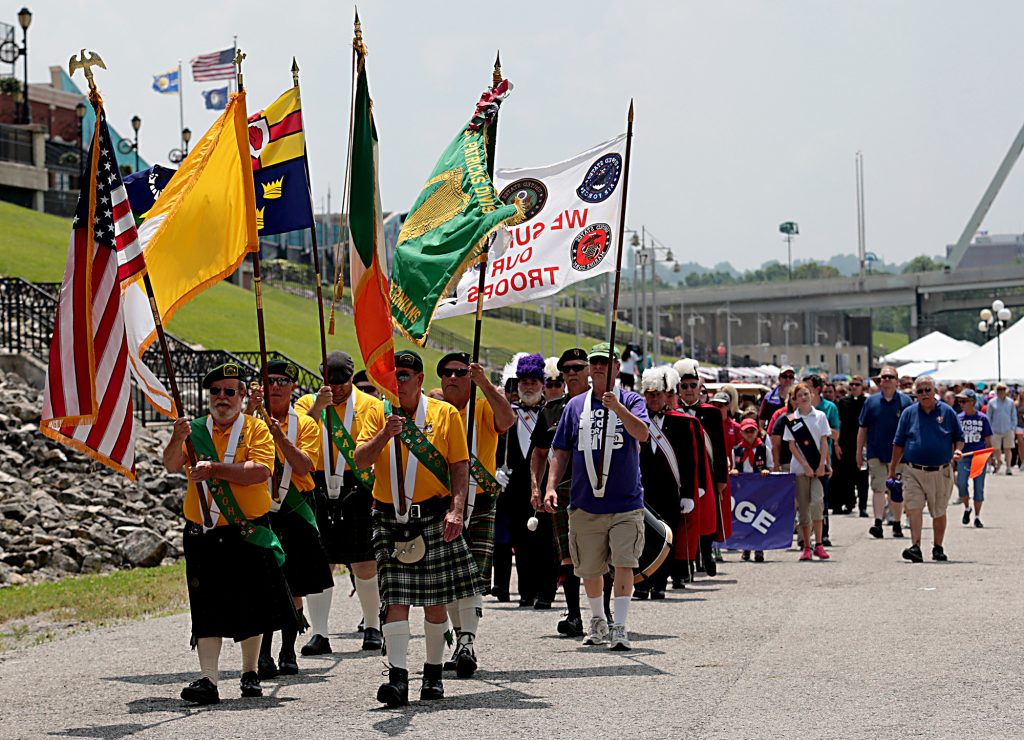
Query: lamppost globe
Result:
<box><xmin>74</xmin><ymin>101</ymin><xmax>86</xmax><ymax>119</ymax></box>
<box><xmin>997</xmin><ymin>308</ymin><xmax>1011</xmax><ymax>322</ymax></box>
<box><xmin>17</xmin><ymin>7</ymin><xmax>31</xmax><ymax>29</ymax></box>
<box><xmin>980</xmin><ymin>308</ymin><xmax>993</xmax><ymax>322</ymax></box>
<box><xmin>131</xmin><ymin>115</ymin><xmax>141</xmax><ymax>133</ymax></box>
<box><xmin>991</xmin><ymin>299</ymin><xmax>1005</xmax><ymax>313</ymax></box>
<box><xmin>978</xmin><ymin>320</ymin><xmax>988</xmax><ymax>333</ymax></box>
<box><xmin>182</xmin><ymin>127</ymin><xmax>191</xmax><ymax>144</ymax></box>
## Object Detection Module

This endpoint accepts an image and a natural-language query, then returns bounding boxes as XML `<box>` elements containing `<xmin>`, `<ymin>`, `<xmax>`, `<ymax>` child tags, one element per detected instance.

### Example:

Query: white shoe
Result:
<box><xmin>582</xmin><ymin>617</ymin><xmax>609</xmax><ymax>646</ymax></box>
<box><xmin>608</xmin><ymin>624</ymin><xmax>631</xmax><ymax>651</ymax></box>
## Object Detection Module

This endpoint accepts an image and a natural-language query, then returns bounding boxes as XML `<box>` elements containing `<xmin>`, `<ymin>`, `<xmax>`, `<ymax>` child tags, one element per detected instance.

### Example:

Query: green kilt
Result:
<box><xmin>465</xmin><ymin>495</ymin><xmax>496</xmax><ymax>588</ymax></box>
<box><xmin>550</xmin><ymin>485</ymin><xmax>572</xmax><ymax>562</ymax></box>
<box><xmin>372</xmin><ymin>506</ymin><xmax>482</xmax><ymax>607</ymax></box>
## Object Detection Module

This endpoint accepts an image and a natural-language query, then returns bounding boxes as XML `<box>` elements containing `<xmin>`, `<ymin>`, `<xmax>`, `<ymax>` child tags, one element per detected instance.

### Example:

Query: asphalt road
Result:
<box><xmin>2</xmin><ymin>473</ymin><xmax>1022</xmax><ymax>739</ymax></box>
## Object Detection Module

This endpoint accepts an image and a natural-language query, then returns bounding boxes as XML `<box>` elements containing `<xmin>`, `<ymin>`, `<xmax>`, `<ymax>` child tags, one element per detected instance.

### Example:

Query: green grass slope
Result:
<box><xmin>0</xmin><ymin>201</ymin><xmax>73</xmax><ymax>281</ymax></box>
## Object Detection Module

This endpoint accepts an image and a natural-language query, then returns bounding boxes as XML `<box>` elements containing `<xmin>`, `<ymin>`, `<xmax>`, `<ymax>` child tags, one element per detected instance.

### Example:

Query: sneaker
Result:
<box><xmin>754</xmin><ymin>551</ymin><xmax>765</xmax><ymax>562</ymax></box>
<box><xmin>239</xmin><ymin>671</ymin><xmax>262</xmax><ymax>698</ymax></box>
<box><xmin>962</xmin><ymin>508</ymin><xmax>971</xmax><ymax>525</ymax></box>
<box><xmin>454</xmin><ymin>643</ymin><xmax>478</xmax><ymax>678</ymax></box>
<box><xmin>868</xmin><ymin>524</ymin><xmax>884</xmax><ymax>539</ymax></box>
<box><xmin>741</xmin><ymin>550</ymin><xmax>751</xmax><ymax>561</ymax></box>
<box><xmin>813</xmin><ymin>544</ymin><xmax>830</xmax><ymax>560</ymax></box>
<box><xmin>799</xmin><ymin>547</ymin><xmax>812</xmax><ymax>561</ymax></box>
<box><xmin>180</xmin><ymin>677</ymin><xmax>220</xmax><ymax>705</ymax></box>
<box><xmin>608</xmin><ymin>624</ymin><xmax>631</xmax><ymax>651</ymax></box>
<box><xmin>361</xmin><ymin>627</ymin><xmax>383</xmax><ymax>651</ymax></box>
<box><xmin>902</xmin><ymin>544</ymin><xmax>923</xmax><ymax>563</ymax></box>
<box><xmin>582</xmin><ymin>616</ymin><xmax>609</xmax><ymax>645</ymax></box>
<box><xmin>300</xmin><ymin>634</ymin><xmax>332</xmax><ymax>656</ymax></box>
<box><xmin>992</xmin><ymin>460</ymin><xmax>1001</xmax><ymax>474</ymax></box>
<box><xmin>932</xmin><ymin>545</ymin><xmax>948</xmax><ymax>561</ymax></box>
<box><xmin>974</xmin><ymin>517</ymin><xmax>984</xmax><ymax>528</ymax></box>
<box><xmin>557</xmin><ymin>615</ymin><xmax>584</xmax><ymax>637</ymax></box>
<box><xmin>891</xmin><ymin>522</ymin><xmax>905</xmax><ymax>539</ymax></box>
<box><xmin>1006</xmin><ymin>468</ymin><xmax>1013</xmax><ymax>476</ymax></box>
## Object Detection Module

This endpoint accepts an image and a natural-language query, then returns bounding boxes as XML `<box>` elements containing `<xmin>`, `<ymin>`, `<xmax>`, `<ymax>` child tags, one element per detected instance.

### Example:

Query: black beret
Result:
<box><xmin>395</xmin><ymin>350</ymin><xmax>424</xmax><ymax>372</ymax></box>
<box><xmin>202</xmin><ymin>362</ymin><xmax>244</xmax><ymax>389</ymax></box>
<box><xmin>436</xmin><ymin>351</ymin><xmax>471</xmax><ymax>377</ymax></box>
<box><xmin>267</xmin><ymin>358</ymin><xmax>299</xmax><ymax>382</ymax></box>
<box><xmin>556</xmin><ymin>347</ymin><xmax>588</xmax><ymax>371</ymax></box>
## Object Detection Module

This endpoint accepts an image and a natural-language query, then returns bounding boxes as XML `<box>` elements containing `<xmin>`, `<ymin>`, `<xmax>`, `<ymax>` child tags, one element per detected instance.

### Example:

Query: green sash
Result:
<box><xmin>190</xmin><ymin>418</ymin><xmax>286</xmax><ymax>568</ymax></box>
<box><xmin>384</xmin><ymin>400</ymin><xmax>451</xmax><ymax>488</ymax></box>
<box><xmin>469</xmin><ymin>455</ymin><xmax>501</xmax><ymax>499</ymax></box>
<box><xmin>324</xmin><ymin>406</ymin><xmax>375</xmax><ymax>490</ymax></box>
<box><xmin>274</xmin><ymin>459</ymin><xmax>318</xmax><ymax>532</ymax></box>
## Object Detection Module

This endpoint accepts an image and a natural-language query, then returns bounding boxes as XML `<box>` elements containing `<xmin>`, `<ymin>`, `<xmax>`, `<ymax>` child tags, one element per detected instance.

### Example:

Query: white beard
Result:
<box><xmin>520</xmin><ymin>389</ymin><xmax>543</xmax><ymax>407</ymax></box>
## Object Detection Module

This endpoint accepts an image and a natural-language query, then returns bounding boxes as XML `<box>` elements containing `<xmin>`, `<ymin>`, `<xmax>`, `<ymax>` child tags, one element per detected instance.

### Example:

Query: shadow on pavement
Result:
<box><xmin>49</xmin><ymin>724</ymin><xmax>148</xmax><ymax>739</ymax></box>
<box><xmin>370</xmin><ymin>686</ymin><xmax>551</xmax><ymax>736</ymax></box>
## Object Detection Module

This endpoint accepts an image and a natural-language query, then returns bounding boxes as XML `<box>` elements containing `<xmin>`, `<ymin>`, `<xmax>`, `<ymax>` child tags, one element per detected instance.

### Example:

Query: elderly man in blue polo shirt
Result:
<box><xmin>889</xmin><ymin>377</ymin><xmax>964</xmax><ymax>563</ymax></box>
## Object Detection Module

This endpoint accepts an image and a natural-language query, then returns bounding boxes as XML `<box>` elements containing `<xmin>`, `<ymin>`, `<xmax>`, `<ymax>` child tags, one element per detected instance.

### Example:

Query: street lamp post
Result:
<box><xmin>169</xmin><ymin>127</ymin><xmax>192</xmax><ymax>164</ymax></box>
<box><xmin>779</xmin><ymin>221</ymin><xmax>799</xmax><ymax>279</ymax></box>
<box><xmin>979</xmin><ymin>299</ymin><xmax>1013</xmax><ymax>382</ymax></box>
<box><xmin>782</xmin><ymin>317</ymin><xmax>799</xmax><ymax>364</ymax></box>
<box><xmin>717</xmin><ymin>303</ymin><xmax>742</xmax><ymax>368</ymax></box>
<box><xmin>74</xmin><ymin>101</ymin><xmax>87</xmax><ymax>181</ymax></box>
<box><xmin>687</xmin><ymin>313</ymin><xmax>705</xmax><ymax>361</ymax></box>
<box><xmin>131</xmin><ymin>115</ymin><xmax>141</xmax><ymax>171</ymax></box>
<box><xmin>17</xmin><ymin>8</ymin><xmax>31</xmax><ymax>124</ymax></box>
<box><xmin>182</xmin><ymin>127</ymin><xmax>191</xmax><ymax>156</ymax></box>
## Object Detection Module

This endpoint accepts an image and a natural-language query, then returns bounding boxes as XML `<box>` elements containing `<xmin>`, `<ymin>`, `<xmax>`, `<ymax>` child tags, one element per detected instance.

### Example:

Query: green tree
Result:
<box><xmin>901</xmin><ymin>255</ymin><xmax>943</xmax><ymax>274</ymax></box>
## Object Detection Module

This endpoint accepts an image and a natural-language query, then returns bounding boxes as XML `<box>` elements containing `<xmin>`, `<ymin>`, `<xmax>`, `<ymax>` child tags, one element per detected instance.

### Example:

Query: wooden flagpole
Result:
<box><xmin>463</xmin><ymin>52</ymin><xmax>503</xmax><ymax>522</ymax></box>
<box><xmin>596</xmin><ymin>100</ymin><xmax>635</xmax><ymax>488</ymax></box>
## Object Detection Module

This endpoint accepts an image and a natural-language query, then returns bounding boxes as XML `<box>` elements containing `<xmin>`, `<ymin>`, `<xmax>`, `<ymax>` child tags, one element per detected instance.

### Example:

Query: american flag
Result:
<box><xmin>190</xmin><ymin>47</ymin><xmax>235</xmax><ymax>82</ymax></box>
<box><xmin>39</xmin><ymin>101</ymin><xmax>143</xmax><ymax>480</ymax></box>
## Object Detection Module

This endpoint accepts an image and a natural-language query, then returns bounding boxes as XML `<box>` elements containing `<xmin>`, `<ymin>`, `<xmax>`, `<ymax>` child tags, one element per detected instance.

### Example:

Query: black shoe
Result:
<box><xmin>361</xmin><ymin>627</ymin><xmax>383</xmax><ymax>651</ymax></box>
<box><xmin>420</xmin><ymin>663</ymin><xmax>445</xmax><ymax>700</ymax></box>
<box><xmin>557</xmin><ymin>615</ymin><xmax>584</xmax><ymax>637</ymax></box>
<box><xmin>741</xmin><ymin>550</ymin><xmax>751</xmax><ymax>561</ymax></box>
<box><xmin>650</xmin><ymin>589</ymin><xmax>666</xmax><ymax>600</ymax></box>
<box><xmin>932</xmin><ymin>545</ymin><xmax>948</xmax><ymax>562</ymax></box>
<box><xmin>490</xmin><ymin>588</ymin><xmax>511</xmax><ymax>603</ymax></box>
<box><xmin>240</xmin><ymin>671</ymin><xmax>262</xmax><ymax>698</ymax></box>
<box><xmin>180</xmin><ymin>677</ymin><xmax>220</xmax><ymax>705</ymax></box>
<box><xmin>796</xmin><ymin>538</ymin><xmax>804</xmax><ymax>549</ymax></box>
<box><xmin>891</xmin><ymin>522</ymin><xmax>905</xmax><ymax>539</ymax></box>
<box><xmin>821</xmin><ymin>538</ymin><xmax>832</xmax><ymax>547</ymax></box>
<box><xmin>974</xmin><ymin>517</ymin><xmax>984</xmax><ymax>529</ymax></box>
<box><xmin>869</xmin><ymin>524</ymin><xmax>883</xmax><ymax>539</ymax></box>
<box><xmin>902</xmin><ymin>544</ymin><xmax>923</xmax><ymax>563</ymax></box>
<box><xmin>533</xmin><ymin>599</ymin><xmax>553</xmax><ymax>610</ymax></box>
<box><xmin>301</xmin><ymin>634</ymin><xmax>333</xmax><ymax>656</ymax></box>
<box><xmin>377</xmin><ymin>666</ymin><xmax>409</xmax><ymax>707</ymax></box>
<box><xmin>671</xmin><ymin>579</ymin><xmax>686</xmax><ymax>590</ymax></box>
<box><xmin>277</xmin><ymin>652</ymin><xmax>298</xmax><ymax>675</ymax></box>
<box><xmin>442</xmin><ymin>643</ymin><xmax>459</xmax><ymax>672</ymax></box>
<box><xmin>632</xmin><ymin>588</ymin><xmax>650</xmax><ymax>601</ymax></box>
<box><xmin>357</xmin><ymin>618</ymin><xmax>365</xmax><ymax>633</ymax></box>
<box><xmin>754</xmin><ymin>551</ymin><xmax>765</xmax><ymax>563</ymax></box>
<box><xmin>962</xmin><ymin>508</ymin><xmax>972</xmax><ymax>525</ymax></box>
<box><xmin>518</xmin><ymin>597</ymin><xmax>535</xmax><ymax>608</ymax></box>
<box><xmin>454</xmin><ymin>643</ymin><xmax>478</xmax><ymax>678</ymax></box>
<box><xmin>257</xmin><ymin>655</ymin><xmax>278</xmax><ymax>679</ymax></box>
<box><xmin>704</xmin><ymin>559</ymin><xmax>717</xmax><ymax>577</ymax></box>
<box><xmin>859</xmin><ymin>509</ymin><xmax>869</xmax><ymax>518</ymax></box>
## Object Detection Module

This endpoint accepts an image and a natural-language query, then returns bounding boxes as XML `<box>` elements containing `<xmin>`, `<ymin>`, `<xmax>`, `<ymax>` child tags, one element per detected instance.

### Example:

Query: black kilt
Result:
<box><xmin>312</xmin><ymin>471</ymin><xmax>375</xmax><ymax>564</ymax></box>
<box><xmin>183</xmin><ymin>518</ymin><xmax>296</xmax><ymax>642</ymax></box>
<box><xmin>372</xmin><ymin>505</ymin><xmax>482</xmax><ymax>607</ymax></box>
<box><xmin>269</xmin><ymin>497</ymin><xmax>335</xmax><ymax>598</ymax></box>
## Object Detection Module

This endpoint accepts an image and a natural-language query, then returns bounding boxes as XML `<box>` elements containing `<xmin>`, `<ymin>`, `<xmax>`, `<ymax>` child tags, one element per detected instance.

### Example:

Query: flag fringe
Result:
<box><xmin>38</xmin><ymin>423</ymin><xmax>136</xmax><ymax>481</ymax></box>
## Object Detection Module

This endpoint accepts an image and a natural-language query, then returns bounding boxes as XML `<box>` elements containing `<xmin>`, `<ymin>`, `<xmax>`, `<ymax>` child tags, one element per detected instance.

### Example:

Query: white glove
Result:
<box><xmin>495</xmin><ymin>467</ymin><xmax>510</xmax><ymax>488</ymax></box>
<box><xmin>680</xmin><ymin>498</ymin><xmax>695</xmax><ymax>514</ymax></box>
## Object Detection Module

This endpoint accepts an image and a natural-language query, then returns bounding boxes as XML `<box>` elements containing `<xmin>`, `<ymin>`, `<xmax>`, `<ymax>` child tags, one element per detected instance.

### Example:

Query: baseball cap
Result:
<box><xmin>779</xmin><ymin>365</ymin><xmax>796</xmax><ymax>376</ymax></box>
<box><xmin>710</xmin><ymin>391</ymin><xmax>731</xmax><ymax>405</ymax></box>
<box><xmin>739</xmin><ymin>418</ymin><xmax>759</xmax><ymax>431</ymax></box>
<box><xmin>955</xmin><ymin>388</ymin><xmax>977</xmax><ymax>401</ymax></box>
<box><xmin>588</xmin><ymin>342</ymin><xmax>619</xmax><ymax>362</ymax></box>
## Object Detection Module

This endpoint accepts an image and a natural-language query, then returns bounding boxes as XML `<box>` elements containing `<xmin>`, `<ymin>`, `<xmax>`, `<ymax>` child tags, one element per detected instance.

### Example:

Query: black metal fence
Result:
<box><xmin>1</xmin><ymin>277</ymin><xmax>319</xmax><ymax>425</ymax></box>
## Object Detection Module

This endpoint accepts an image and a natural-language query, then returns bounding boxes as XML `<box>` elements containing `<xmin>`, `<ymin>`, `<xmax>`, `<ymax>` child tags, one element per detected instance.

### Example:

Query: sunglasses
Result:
<box><xmin>589</xmin><ymin>357</ymin><xmax>610</xmax><ymax>367</ymax></box>
<box><xmin>267</xmin><ymin>377</ymin><xmax>291</xmax><ymax>386</ymax></box>
<box><xmin>355</xmin><ymin>383</ymin><xmax>376</xmax><ymax>393</ymax></box>
<box><xmin>880</xmin><ymin>374</ymin><xmax>897</xmax><ymax>380</ymax></box>
<box><xmin>562</xmin><ymin>363</ymin><xmax>588</xmax><ymax>373</ymax></box>
<box><xmin>850</xmin><ymin>382</ymin><xmax>862</xmax><ymax>387</ymax></box>
<box><xmin>916</xmin><ymin>388</ymin><xmax>934</xmax><ymax>395</ymax></box>
<box><xmin>679</xmin><ymin>381</ymin><xmax>699</xmax><ymax>389</ymax></box>
<box><xmin>545</xmin><ymin>379</ymin><xmax>564</xmax><ymax>387</ymax></box>
<box><xmin>396</xmin><ymin>372</ymin><xmax>414</xmax><ymax>383</ymax></box>
<box><xmin>209</xmin><ymin>387</ymin><xmax>238</xmax><ymax>397</ymax></box>
<box><xmin>780</xmin><ymin>374</ymin><xmax>795</xmax><ymax>380</ymax></box>
<box><xmin>440</xmin><ymin>367</ymin><xmax>470</xmax><ymax>378</ymax></box>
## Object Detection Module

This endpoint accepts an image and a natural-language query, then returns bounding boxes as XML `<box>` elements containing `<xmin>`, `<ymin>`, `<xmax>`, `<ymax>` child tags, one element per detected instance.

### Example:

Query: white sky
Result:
<box><xmin>23</xmin><ymin>0</ymin><xmax>1024</xmax><ymax>269</ymax></box>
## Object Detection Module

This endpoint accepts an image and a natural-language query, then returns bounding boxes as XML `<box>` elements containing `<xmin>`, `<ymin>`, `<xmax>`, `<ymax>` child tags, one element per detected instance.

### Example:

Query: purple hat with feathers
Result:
<box><xmin>516</xmin><ymin>353</ymin><xmax>546</xmax><ymax>381</ymax></box>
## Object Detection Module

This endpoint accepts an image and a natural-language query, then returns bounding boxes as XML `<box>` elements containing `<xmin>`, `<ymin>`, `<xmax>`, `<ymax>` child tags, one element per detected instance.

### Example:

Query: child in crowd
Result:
<box><xmin>783</xmin><ymin>383</ymin><xmax>832</xmax><ymax>561</ymax></box>
<box><xmin>955</xmin><ymin>389</ymin><xmax>992</xmax><ymax>528</ymax></box>
<box><xmin>732</xmin><ymin>418</ymin><xmax>771</xmax><ymax>562</ymax></box>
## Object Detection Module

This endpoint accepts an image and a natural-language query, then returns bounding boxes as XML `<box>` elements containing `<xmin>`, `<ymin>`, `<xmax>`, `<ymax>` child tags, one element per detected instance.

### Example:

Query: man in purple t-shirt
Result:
<box><xmin>546</xmin><ymin>343</ymin><xmax>649</xmax><ymax>652</ymax></box>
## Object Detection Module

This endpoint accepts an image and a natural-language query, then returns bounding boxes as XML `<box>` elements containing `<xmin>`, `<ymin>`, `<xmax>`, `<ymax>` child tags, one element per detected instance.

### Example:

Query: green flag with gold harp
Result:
<box><xmin>390</xmin><ymin>79</ymin><xmax>522</xmax><ymax>345</ymax></box>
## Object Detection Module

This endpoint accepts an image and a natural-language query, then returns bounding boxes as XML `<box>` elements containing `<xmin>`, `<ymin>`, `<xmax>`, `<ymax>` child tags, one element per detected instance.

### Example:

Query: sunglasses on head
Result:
<box><xmin>396</xmin><ymin>372</ymin><xmax>414</xmax><ymax>383</ymax></box>
<box><xmin>440</xmin><ymin>367</ymin><xmax>470</xmax><ymax>378</ymax></box>
<box><xmin>562</xmin><ymin>363</ymin><xmax>588</xmax><ymax>373</ymax></box>
<box><xmin>209</xmin><ymin>387</ymin><xmax>238</xmax><ymax>397</ymax></box>
<box><xmin>267</xmin><ymin>376</ymin><xmax>291</xmax><ymax>386</ymax></box>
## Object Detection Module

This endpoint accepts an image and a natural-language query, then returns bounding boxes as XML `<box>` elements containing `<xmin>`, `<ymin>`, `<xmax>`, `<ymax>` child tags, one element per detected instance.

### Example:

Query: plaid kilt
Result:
<box><xmin>550</xmin><ymin>485</ymin><xmax>572</xmax><ymax>561</ymax></box>
<box><xmin>465</xmin><ymin>495</ymin><xmax>496</xmax><ymax>587</ymax></box>
<box><xmin>372</xmin><ymin>506</ymin><xmax>482</xmax><ymax>607</ymax></box>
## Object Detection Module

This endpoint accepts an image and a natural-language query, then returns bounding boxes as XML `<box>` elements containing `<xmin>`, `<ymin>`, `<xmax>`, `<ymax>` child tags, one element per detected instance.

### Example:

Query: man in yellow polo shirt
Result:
<box><xmin>246</xmin><ymin>359</ymin><xmax>334</xmax><ymax>679</ymax></box>
<box><xmin>294</xmin><ymin>350</ymin><xmax>385</xmax><ymax>654</ymax></box>
<box><xmin>354</xmin><ymin>349</ymin><xmax>481</xmax><ymax>707</ymax></box>
<box><xmin>435</xmin><ymin>350</ymin><xmax>514</xmax><ymax>679</ymax></box>
<box><xmin>162</xmin><ymin>362</ymin><xmax>295</xmax><ymax>706</ymax></box>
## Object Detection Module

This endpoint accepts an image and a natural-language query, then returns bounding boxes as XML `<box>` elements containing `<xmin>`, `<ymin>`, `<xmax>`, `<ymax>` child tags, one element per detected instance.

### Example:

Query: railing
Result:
<box><xmin>1</xmin><ymin>277</ymin><xmax>319</xmax><ymax>425</ymax></box>
<box><xmin>43</xmin><ymin>190</ymin><xmax>78</xmax><ymax>218</ymax></box>
<box><xmin>0</xmin><ymin>123</ymin><xmax>34</xmax><ymax>166</ymax></box>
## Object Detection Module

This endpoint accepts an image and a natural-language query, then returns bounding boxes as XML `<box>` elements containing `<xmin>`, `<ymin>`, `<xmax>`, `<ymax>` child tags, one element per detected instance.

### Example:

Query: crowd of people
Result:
<box><xmin>160</xmin><ymin>344</ymin><xmax>1021</xmax><ymax>708</ymax></box>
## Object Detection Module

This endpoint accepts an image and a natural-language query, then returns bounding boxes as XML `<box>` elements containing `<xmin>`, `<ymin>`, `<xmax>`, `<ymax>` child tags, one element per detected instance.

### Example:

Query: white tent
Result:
<box><xmin>880</xmin><ymin>331</ymin><xmax>979</xmax><ymax>365</ymax></box>
<box><xmin>932</xmin><ymin>318</ymin><xmax>1024</xmax><ymax>385</ymax></box>
<box><xmin>895</xmin><ymin>360</ymin><xmax>958</xmax><ymax>379</ymax></box>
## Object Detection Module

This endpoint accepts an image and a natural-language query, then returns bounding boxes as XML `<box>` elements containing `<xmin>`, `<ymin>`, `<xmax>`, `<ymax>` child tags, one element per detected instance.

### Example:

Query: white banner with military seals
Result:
<box><xmin>434</xmin><ymin>134</ymin><xmax>628</xmax><ymax>319</ymax></box>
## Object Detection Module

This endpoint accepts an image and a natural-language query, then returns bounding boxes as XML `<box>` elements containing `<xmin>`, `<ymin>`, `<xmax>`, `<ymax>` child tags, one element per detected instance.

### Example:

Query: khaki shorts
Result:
<box><xmin>794</xmin><ymin>475</ymin><xmax>825</xmax><ymax>526</ymax></box>
<box><xmin>992</xmin><ymin>431</ymin><xmax>1015</xmax><ymax>451</ymax></box>
<box><xmin>868</xmin><ymin>458</ymin><xmax>891</xmax><ymax>494</ymax></box>
<box><xmin>568</xmin><ymin>508</ymin><xmax>644</xmax><ymax>579</ymax></box>
<box><xmin>902</xmin><ymin>465</ymin><xmax>953</xmax><ymax>518</ymax></box>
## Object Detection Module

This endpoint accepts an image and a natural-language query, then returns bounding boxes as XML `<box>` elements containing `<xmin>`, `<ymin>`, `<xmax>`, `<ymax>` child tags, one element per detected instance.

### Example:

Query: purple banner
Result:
<box><xmin>724</xmin><ymin>472</ymin><xmax>796</xmax><ymax>551</ymax></box>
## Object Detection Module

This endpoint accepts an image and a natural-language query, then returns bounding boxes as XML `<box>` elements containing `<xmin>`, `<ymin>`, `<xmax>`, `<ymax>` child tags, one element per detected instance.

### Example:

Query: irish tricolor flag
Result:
<box><xmin>347</xmin><ymin>37</ymin><xmax>398</xmax><ymax>403</ymax></box>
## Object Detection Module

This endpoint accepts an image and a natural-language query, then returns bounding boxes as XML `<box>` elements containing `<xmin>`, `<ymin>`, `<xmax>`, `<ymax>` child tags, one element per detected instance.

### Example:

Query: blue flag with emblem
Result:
<box><xmin>723</xmin><ymin>473</ymin><xmax>797</xmax><ymax>551</ymax></box>
<box><xmin>152</xmin><ymin>69</ymin><xmax>180</xmax><ymax>94</ymax></box>
<box><xmin>202</xmin><ymin>87</ymin><xmax>229</xmax><ymax>111</ymax></box>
